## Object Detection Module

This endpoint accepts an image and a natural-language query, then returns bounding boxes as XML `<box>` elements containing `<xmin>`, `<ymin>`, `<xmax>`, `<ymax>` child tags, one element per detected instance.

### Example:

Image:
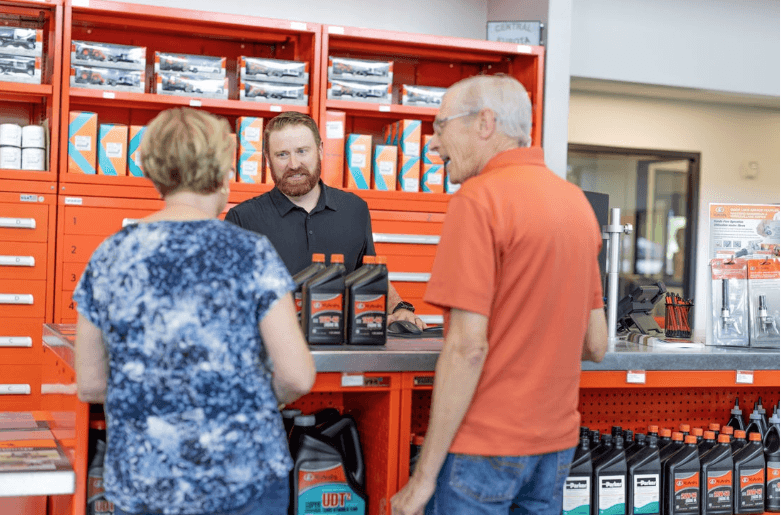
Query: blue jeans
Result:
<box><xmin>425</xmin><ymin>447</ymin><xmax>576</xmax><ymax>515</ymax></box>
<box><xmin>111</xmin><ymin>477</ymin><xmax>289</xmax><ymax>515</ymax></box>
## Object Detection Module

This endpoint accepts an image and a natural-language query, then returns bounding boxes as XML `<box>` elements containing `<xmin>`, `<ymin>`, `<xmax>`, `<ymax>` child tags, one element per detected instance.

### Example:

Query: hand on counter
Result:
<box><xmin>388</xmin><ymin>308</ymin><xmax>427</xmax><ymax>330</ymax></box>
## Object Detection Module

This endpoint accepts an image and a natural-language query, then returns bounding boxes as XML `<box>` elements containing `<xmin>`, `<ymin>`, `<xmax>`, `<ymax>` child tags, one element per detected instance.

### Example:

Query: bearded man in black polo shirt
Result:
<box><xmin>225</xmin><ymin>112</ymin><xmax>423</xmax><ymax>329</ymax></box>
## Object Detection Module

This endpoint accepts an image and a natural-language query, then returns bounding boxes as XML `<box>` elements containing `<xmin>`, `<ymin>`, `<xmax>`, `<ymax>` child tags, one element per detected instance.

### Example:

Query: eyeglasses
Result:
<box><xmin>432</xmin><ymin>110</ymin><xmax>479</xmax><ymax>134</ymax></box>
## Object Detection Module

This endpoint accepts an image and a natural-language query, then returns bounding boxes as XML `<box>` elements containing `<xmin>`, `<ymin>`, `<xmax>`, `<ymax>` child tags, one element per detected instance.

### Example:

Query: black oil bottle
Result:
<box><xmin>710</xmin><ymin>423</ymin><xmax>723</xmax><ymax>440</ymax></box>
<box><xmin>728</xmin><ymin>398</ymin><xmax>746</xmax><ymax>432</ymax></box>
<box><xmin>765</xmin><ymin>412</ymin><xmax>780</xmax><ymax>513</ymax></box>
<box><xmin>288</xmin><ymin>414</ymin><xmax>318</xmax><ymax>461</ymax></box>
<box><xmin>659</xmin><ymin>428</ymin><xmax>673</xmax><ymax>451</ymax></box>
<box><xmin>592</xmin><ymin>435</ymin><xmax>627</xmax><ymax>515</ymax></box>
<box><xmin>627</xmin><ymin>434</ymin><xmax>647</xmax><ymax>460</ymax></box>
<box><xmin>691</xmin><ymin>427</ymin><xmax>704</xmax><ymax>445</ymax></box>
<box><xmin>733</xmin><ymin>430</ymin><xmax>748</xmax><ymax>456</ymax></box>
<box><xmin>721</xmin><ymin>425</ymin><xmax>735</xmax><ymax>443</ymax></box>
<box><xmin>281</xmin><ymin>408</ymin><xmax>303</xmax><ymax>437</ymax></box>
<box><xmin>700</xmin><ymin>434</ymin><xmax>734</xmax><ymax>515</ymax></box>
<box><xmin>302</xmin><ymin>253</ymin><xmax>347</xmax><ymax>344</ymax></box>
<box><xmin>664</xmin><ymin>435</ymin><xmax>700</xmax><ymax>515</ymax></box>
<box><xmin>345</xmin><ymin>255</ymin><xmax>388</xmax><ymax>345</ymax></box>
<box><xmin>591</xmin><ymin>430</ymin><xmax>602</xmax><ymax>451</ymax></box>
<box><xmin>563</xmin><ymin>434</ymin><xmax>592</xmax><ymax>515</ymax></box>
<box><xmin>292</xmin><ymin>253</ymin><xmax>326</xmax><ymax>320</ymax></box>
<box><xmin>733</xmin><ymin>432</ymin><xmax>765</xmax><ymax>514</ymax></box>
<box><xmin>627</xmin><ymin>434</ymin><xmax>661</xmax><ymax>515</ymax></box>
<box><xmin>660</xmin><ymin>432</ymin><xmax>685</xmax><ymax>465</ymax></box>
<box><xmin>592</xmin><ymin>434</ymin><xmax>614</xmax><ymax>463</ymax></box>
<box><xmin>700</xmin><ymin>431</ymin><xmax>718</xmax><ymax>459</ymax></box>
<box><xmin>757</xmin><ymin>398</ymin><xmax>770</xmax><ymax>435</ymax></box>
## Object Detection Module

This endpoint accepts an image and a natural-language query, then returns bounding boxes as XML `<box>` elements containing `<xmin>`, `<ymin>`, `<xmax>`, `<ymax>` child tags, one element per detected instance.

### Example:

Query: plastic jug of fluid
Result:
<box><xmin>764</xmin><ymin>416</ymin><xmax>780</xmax><ymax>513</ymax></box>
<box><xmin>563</xmin><ymin>435</ymin><xmax>592</xmax><ymax>515</ymax></box>
<box><xmin>592</xmin><ymin>434</ymin><xmax>627</xmax><ymax>515</ymax></box>
<box><xmin>733</xmin><ymin>432</ymin><xmax>765</xmax><ymax>514</ymax></box>
<box><xmin>728</xmin><ymin>398</ymin><xmax>747</xmax><ymax>431</ymax></box>
<box><xmin>700</xmin><ymin>434</ymin><xmax>734</xmax><ymax>515</ymax></box>
<box><xmin>627</xmin><ymin>434</ymin><xmax>661</xmax><ymax>515</ymax></box>
<box><xmin>663</xmin><ymin>435</ymin><xmax>700</xmax><ymax>515</ymax></box>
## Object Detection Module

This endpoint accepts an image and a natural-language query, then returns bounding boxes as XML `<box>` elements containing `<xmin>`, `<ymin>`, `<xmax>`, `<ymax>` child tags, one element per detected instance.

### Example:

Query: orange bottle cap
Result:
<box><xmin>735</xmin><ymin>430</ymin><xmax>746</xmax><ymax>439</ymax></box>
<box><xmin>704</xmin><ymin>431</ymin><xmax>716</xmax><ymax>440</ymax></box>
<box><xmin>363</xmin><ymin>256</ymin><xmax>376</xmax><ymax>264</ymax></box>
<box><xmin>680</xmin><ymin>423</ymin><xmax>691</xmax><ymax>432</ymax></box>
<box><xmin>685</xmin><ymin>435</ymin><xmax>697</xmax><ymax>444</ymax></box>
<box><xmin>717</xmin><ymin>435</ymin><xmax>731</xmax><ymax>443</ymax></box>
<box><xmin>672</xmin><ymin>432</ymin><xmax>684</xmax><ymax>441</ymax></box>
<box><xmin>648</xmin><ymin>425</ymin><xmax>659</xmax><ymax>433</ymax></box>
<box><xmin>749</xmin><ymin>432</ymin><xmax>762</xmax><ymax>441</ymax></box>
<box><xmin>709</xmin><ymin>423</ymin><xmax>721</xmax><ymax>431</ymax></box>
<box><xmin>692</xmin><ymin>428</ymin><xmax>703</xmax><ymax>436</ymax></box>
<box><xmin>311</xmin><ymin>253</ymin><xmax>325</xmax><ymax>263</ymax></box>
<box><xmin>721</xmin><ymin>426</ymin><xmax>734</xmax><ymax>435</ymax></box>
<box><xmin>331</xmin><ymin>254</ymin><xmax>344</xmax><ymax>263</ymax></box>
<box><xmin>660</xmin><ymin>428</ymin><xmax>672</xmax><ymax>437</ymax></box>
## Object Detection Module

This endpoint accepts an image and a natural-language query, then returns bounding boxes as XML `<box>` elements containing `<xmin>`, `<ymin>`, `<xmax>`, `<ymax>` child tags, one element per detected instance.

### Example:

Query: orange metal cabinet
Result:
<box><xmin>0</xmin><ymin>318</ymin><xmax>45</xmax><ymax>364</ymax></box>
<box><xmin>0</xmin><ymin>0</ymin><xmax>63</xmax><ymax>184</ymax></box>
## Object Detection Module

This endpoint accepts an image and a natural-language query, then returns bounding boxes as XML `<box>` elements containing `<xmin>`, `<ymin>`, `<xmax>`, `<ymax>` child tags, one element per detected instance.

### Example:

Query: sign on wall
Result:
<box><xmin>486</xmin><ymin>21</ymin><xmax>543</xmax><ymax>46</ymax></box>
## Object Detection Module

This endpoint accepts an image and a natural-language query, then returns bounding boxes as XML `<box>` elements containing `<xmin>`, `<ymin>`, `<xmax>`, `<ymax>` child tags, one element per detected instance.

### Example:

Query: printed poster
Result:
<box><xmin>709</xmin><ymin>203</ymin><xmax>779</xmax><ymax>259</ymax></box>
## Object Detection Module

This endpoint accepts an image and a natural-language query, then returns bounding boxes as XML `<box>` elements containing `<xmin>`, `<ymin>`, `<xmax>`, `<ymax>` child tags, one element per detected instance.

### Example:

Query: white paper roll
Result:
<box><xmin>21</xmin><ymin>125</ymin><xmax>45</xmax><ymax>149</ymax></box>
<box><xmin>0</xmin><ymin>146</ymin><xmax>21</xmax><ymax>169</ymax></box>
<box><xmin>0</xmin><ymin>124</ymin><xmax>22</xmax><ymax>148</ymax></box>
<box><xmin>21</xmin><ymin>148</ymin><xmax>45</xmax><ymax>171</ymax></box>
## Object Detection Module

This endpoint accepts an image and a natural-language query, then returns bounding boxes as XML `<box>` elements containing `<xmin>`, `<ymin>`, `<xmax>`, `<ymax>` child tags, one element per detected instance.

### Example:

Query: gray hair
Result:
<box><xmin>452</xmin><ymin>75</ymin><xmax>532</xmax><ymax>147</ymax></box>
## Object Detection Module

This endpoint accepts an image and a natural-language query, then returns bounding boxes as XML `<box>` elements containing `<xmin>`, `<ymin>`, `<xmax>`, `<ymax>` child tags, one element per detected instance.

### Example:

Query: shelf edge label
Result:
<box><xmin>270</xmin><ymin>105</ymin><xmax>282</xmax><ymax>112</ymax></box>
<box><xmin>378</xmin><ymin>105</ymin><xmax>391</xmax><ymax>112</ymax></box>
<box><xmin>626</xmin><ymin>370</ymin><xmax>646</xmax><ymax>384</ymax></box>
<box><xmin>72</xmin><ymin>0</ymin><xmax>89</xmax><ymax>6</ymax></box>
<box><xmin>328</xmin><ymin>26</ymin><xmax>345</xmax><ymax>34</ymax></box>
<box><xmin>341</xmin><ymin>373</ymin><xmax>363</xmax><ymax>387</ymax></box>
<box><xmin>64</xmin><ymin>197</ymin><xmax>83</xmax><ymax>205</ymax></box>
<box><xmin>102</xmin><ymin>91</ymin><xmax>115</xmax><ymax>99</ymax></box>
<box><xmin>517</xmin><ymin>44</ymin><xmax>533</xmax><ymax>54</ymax></box>
<box><xmin>736</xmin><ymin>370</ymin><xmax>754</xmax><ymax>384</ymax></box>
<box><xmin>189</xmin><ymin>99</ymin><xmax>202</xmax><ymax>107</ymax></box>
<box><xmin>291</xmin><ymin>21</ymin><xmax>307</xmax><ymax>31</ymax></box>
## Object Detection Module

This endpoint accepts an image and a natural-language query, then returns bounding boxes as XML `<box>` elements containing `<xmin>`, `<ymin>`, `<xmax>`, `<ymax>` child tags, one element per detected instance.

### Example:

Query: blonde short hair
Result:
<box><xmin>140</xmin><ymin>108</ymin><xmax>234</xmax><ymax>196</ymax></box>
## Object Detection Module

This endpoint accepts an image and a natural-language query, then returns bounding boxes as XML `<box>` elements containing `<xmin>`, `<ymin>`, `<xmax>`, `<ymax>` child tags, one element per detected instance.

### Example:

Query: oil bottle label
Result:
<box><xmin>294</xmin><ymin>292</ymin><xmax>303</xmax><ymax>314</ymax></box>
<box><xmin>87</xmin><ymin>475</ymin><xmax>114</xmax><ymax>515</ymax></box>
<box><xmin>297</xmin><ymin>463</ymin><xmax>366</xmax><ymax>514</ymax></box>
<box><xmin>562</xmin><ymin>476</ymin><xmax>589</xmax><ymax>515</ymax></box>
<box><xmin>309</xmin><ymin>293</ymin><xmax>343</xmax><ymax>336</ymax></box>
<box><xmin>598</xmin><ymin>475</ymin><xmax>625</xmax><ymax>515</ymax></box>
<box><xmin>673</xmin><ymin>471</ymin><xmax>699</xmax><ymax>512</ymax></box>
<box><xmin>738</xmin><ymin>467</ymin><xmax>765</xmax><ymax>510</ymax></box>
<box><xmin>705</xmin><ymin>470</ymin><xmax>732</xmax><ymax>510</ymax></box>
<box><xmin>633</xmin><ymin>473</ymin><xmax>659</xmax><ymax>514</ymax></box>
<box><xmin>352</xmin><ymin>294</ymin><xmax>386</xmax><ymax>336</ymax></box>
<box><xmin>768</xmin><ymin>461</ymin><xmax>780</xmax><ymax>505</ymax></box>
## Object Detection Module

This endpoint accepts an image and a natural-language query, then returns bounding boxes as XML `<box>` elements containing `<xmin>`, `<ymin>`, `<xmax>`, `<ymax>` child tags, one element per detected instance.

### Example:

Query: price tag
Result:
<box><xmin>64</xmin><ymin>197</ymin><xmax>83</xmax><ymax>206</ymax></box>
<box><xmin>189</xmin><ymin>99</ymin><xmax>202</xmax><ymax>107</ymax></box>
<box><xmin>378</xmin><ymin>105</ymin><xmax>391</xmax><ymax>112</ymax></box>
<box><xmin>517</xmin><ymin>44</ymin><xmax>532</xmax><ymax>54</ymax></box>
<box><xmin>270</xmin><ymin>105</ymin><xmax>282</xmax><ymax>112</ymax></box>
<box><xmin>341</xmin><ymin>374</ymin><xmax>363</xmax><ymax>387</ymax></box>
<box><xmin>736</xmin><ymin>370</ymin><xmax>754</xmax><ymax>384</ymax></box>
<box><xmin>102</xmin><ymin>91</ymin><xmax>115</xmax><ymax>99</ymax></box>
<box><xmin>626</xmin><ymin>370</ymin><xmax>646</xmax><ymax>384</ymax></box>
<box><xmin>328</xmin><ymin>26</ymin><xmax>345</xmax><ymax>35</ymax></box>
<box><xmin>290</xmin><ymin>22</ymin><xmax>307</xmax><ymax>31</ymax></box>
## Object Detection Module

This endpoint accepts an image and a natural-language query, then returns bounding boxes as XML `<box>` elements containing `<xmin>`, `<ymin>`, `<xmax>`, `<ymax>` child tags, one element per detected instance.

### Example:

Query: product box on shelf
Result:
<box><xmin>97</xmin><ymin>124</ymin><xmax>128</xmax><ymax>176</ymax></box>
<box><xmin>372</xmin><ymin>145</ymin><xmax>397</xmax><ymax>191</ymax></box>
<box><xmin>327</xmin><ymin>79</ymin><xmax>392</xmax><ymax>103</ymax></box>
<box><xmin>402</xmin><ymin>85</ymin><xmax>446</xmax><ymax>107</ymax></box>
<box><xmin>0</xmin><ymin>55</ymin><xmax>41</xmax><ymax>84</ymax></box>
<box><xmin>155</xmin><ymin>73</ymin><xmax>228</xmax><ymax>99</ymax></box>
<box><xmin>127</xmin><ymin>125</ymin><xmax>145</xmax><ymax>177</ymax></box>
<box><xmin>239</xmin><ymin>57</ymin><xmax>309</xmax><ymax>85</ymax></box>
<box><xmin>21</xmin><ymin>147</ymin><xmax>45</xmax><ymax>171</ymax></box>
<box><xmin>396</xmin><ymin>119</ymin><xmax>421</xmax><ymax>192</ymax></box>
<box><xmin>344</xmin><ymin>134</ymin><xmax>371</xmax><ymax>189</ymax></box>
<box><xmin>236</xmin><ymin>117</ymin><xmax>263</xmax><ymax>154</ymax></box>
<box><xmin>0</xmin><ymin>146</ymin><xmax>20</xmax><ymax>169</ymax></box>
<box><xmin>445</xmin><ymin>173</ymin><xmax>460</xmax><ymax>194</ymax></box>
<box><xmin>71</xmin><ymin>66</ymin><xmax>145</xmax><ymax>93</ymax></box>
<box><xmin>0</xmin><ymin>27</ymin><xmax>43</xmax><ymax>57</ymax></box>
<box><xmin>747</xmin><ymin>258</ymin><xmax>780</xmax><ymax>348</ymax></box>
<box><xmin>155</xmin><ymin>52</ymin><xmax>225</xmax><ymax>78</ymax></box>
<box><xmin>322</xmin><ymin>110</ymin><xmax>345</xmax><ymax>187</ymax></box>
<box><xmin>421</xmin><ymin>135</ymin><xmax>444</xmax><ymax>193</ymax></box>
<box><xmin>328</xmin><ymin>56</ymin><xmax>393</xmax><ymax>84</ymax></box>
<box><xmin>239</xmin><ymin>80</ymin><xmax>308</xmax><ymax>105</ymax></box>
<box><xmin>71</xmin><ymin>41</ymin><xmax>146</xmax><ymax>70</ymax></box>
<box><xmin>238</xmin><ymin>152</ymin><xmax>264</xmax><ymax>184</ymax></box>
<box><xmin>68</xmin><ymin>111</ymin><xmax>97</xmax><ymax>175</ymax></box>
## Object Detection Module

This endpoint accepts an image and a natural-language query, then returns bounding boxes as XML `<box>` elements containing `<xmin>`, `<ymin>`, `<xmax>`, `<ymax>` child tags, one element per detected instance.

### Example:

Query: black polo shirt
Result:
<box><xmin>224</xmin><ymin>182</ymin><xmax>375</xmax><ymax>275</ymax></box>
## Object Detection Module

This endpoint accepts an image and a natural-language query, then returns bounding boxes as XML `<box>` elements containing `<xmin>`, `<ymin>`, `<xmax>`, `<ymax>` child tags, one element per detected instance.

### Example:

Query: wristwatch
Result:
<box><xmin>392</xmin><ymin>301</ymin><xmax>415</xmax><ymax>314</ymax></box>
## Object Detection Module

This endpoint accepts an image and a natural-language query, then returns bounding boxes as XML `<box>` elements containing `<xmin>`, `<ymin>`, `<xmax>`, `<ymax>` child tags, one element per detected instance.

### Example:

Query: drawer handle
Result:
<box><xmin>0</xmin><ymin>293</ymin><xmax>34</xmax><ymax>305</ymax></box>
<box><xmin>418</xmin><ymin>314</ymin><xmax>444</xmax><ymax>325</ymax></box>
<box><xmin>0</xmin><ymin>217</ymin><xmax>36</xmax><ymax>229</ymax></box>
<box><xmin>122</xmin><ymin>218</ymin><xmax>139</xmax><ymax>228</ymax></box>
<box><xmin>0</xmin><ymin>336</ymin><xmax>33</xmax><ymax>347</ymax></box>
<box><xmin>0</xmin><ymin>255</ymin><xmax>35</xmax><ymax>267</ymax></box>
<box><xmin>388</xmin><ymin>272</ymin><xmax>430</xmax><ymax>282</ymax></box>
<box><xmin>0</xmin><ymin>384</ymin><xmax>31</xmax><ymax>395</ymax></box>
<box><xmin>373</xmin><ymin>233</ymin><xmax>440</xmax><ymax>245</ymax></box>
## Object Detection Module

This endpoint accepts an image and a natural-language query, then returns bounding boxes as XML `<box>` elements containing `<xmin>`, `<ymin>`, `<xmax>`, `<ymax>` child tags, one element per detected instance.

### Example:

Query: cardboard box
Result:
<box><xmin>127</xmin><ymin>125</ymin><xmax>145</xmax><ymax>177</ymax></box>
<box><xmin>421</xmin><ymin>135</ymin><xmax>444</xmax><ymax>193</ymax></box>
<box><xmin>322</xmin><ymin>110</ymin><xmax>345</xmax><ymax>187</ymax></box>
<box><xmin>68</xmin><ymin>111</ymin><xmax>97</xmax><ymax>174</ymax></box>
<box><xmin>0</xmin><ymin>55</ymin><xmax>42</xmax><ymax>84</ymax></box>
<box><xmin>238</xmin><ymin>151</ymin><xmax>264</xmax><ymax>184</ymax></box>
<box><xmin>71</xmin><ymin>66</ymin><xmax>144</xmax><ymax>93</ymax></box>
<box><xmin>446</xmin><ymin>173</ymin><xmax>461</xmax><ymax>194</ymax></box>
<box><xmin>372</xmin><ymin>145</ymin><xmax>397</xmax><ymax>191</ymax></box>
<box><xmin>236</xmin><ymin>117</ymin><xmax>263</xmax><ymax>154</ymax></box>
<box><xmin>397</xmin><ymin>119</ymin><xmax>421</xmax><ymax>192</ymax></box>
<box><xmin>98</xmin><ymin>124</ymin><xmax>128</xmax><ymax>176</ymax></box>
<box><xmin>344</xmin><ymin>134</ymin><xmax>371</xmax><ymax>190</ymax></box>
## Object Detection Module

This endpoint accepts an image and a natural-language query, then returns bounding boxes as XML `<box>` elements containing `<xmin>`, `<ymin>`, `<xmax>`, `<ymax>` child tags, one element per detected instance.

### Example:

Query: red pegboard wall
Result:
<box><xmin>579</xmin><ymin>387</ymin><xmax>779</xmax><ymax>434</ymax></box>
<box><xmin>410</xmin><ymin>390</ymin><xmax>432</xmax><ymax>438</ymax></box>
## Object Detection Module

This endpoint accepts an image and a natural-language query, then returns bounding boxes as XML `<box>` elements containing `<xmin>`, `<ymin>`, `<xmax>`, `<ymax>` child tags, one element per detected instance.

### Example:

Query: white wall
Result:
<box><xmin>569</xmin><ymin>91</ymin><xmax>780</xmax><ymax>338</ymax></box>
<box><xmin>570</xmin><ymin>0</ymin><xmax>780</xmax><ymax>97</ymax></box>
<box><xmin>114</xmin><ymin>0</ymin><xmax>489</xmax><ymax>39</ymax></box>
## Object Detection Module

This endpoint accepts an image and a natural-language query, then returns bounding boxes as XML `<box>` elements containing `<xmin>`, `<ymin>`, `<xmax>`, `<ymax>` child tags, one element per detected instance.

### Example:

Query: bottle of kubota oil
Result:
<box><xmin>700</xmin><ymin>434</ymin><xmax>734</xmax><ymax>515</ymax></box>
<box><xmin>691</xmin><ymin>427</ymin><xmax>704</xmax><ymax>445</ymax></box>
<box><xmin>660</xmin><ymin>432</ymin><xmax>685</xmax><ymax>465</ymax></box>
<box><xmin>733</xmin><ymin>432</ymin><xmax>766</xmax><ymax>514</ymax></box>
<box><xmin>679</xmin><ymin>424</ymin><xmax>691</xmax><ymax>439</ymax></box>
<box><xmin>345</xmin><ymin>255</ymin><xmax>388</xmax><ymax>345</ymax></box>
<box><xmin>627</xmin><ymin>434</ymin><xmax>661</xmax><ymax>515</ymax></box>
<box><xmin>302</xmin><ymin>254</ymin><xmax>346</xmax><ymax>344</ymax></box>
<box><xmin>733</xmin><ymin>430</ymin><xmax>748</xmax><ymax>456</ymax></box>
<box><xmin>765</xmin><ymin>412</ymin><xmax>780</xmax><ymax>513</ymax></box>
<box><xmin>710</xmin><ymin>423</ymin><xmax>723</xmax><ymax>440</ymax></box>
<box><xmin>292</xmin><ymin>253</ymin><xmax>326</xmax><ymax>320</ymax></box>
<box><xmin>721</xmin><ymin>425</ymin><xmax>735</xmax><ymax>443</ymax></box>
<box><xmin>663</xmin><ymin>435</ymin><xmax>700</xmax><ymax>515</ymax></box>
<box><xmin>699</xmin><ymin>431</ymin><xmax>717</xmax><ymax>459</ymax></box>
<box><xmin>563</xmin><ymin>434</ymin><xmax>592</xmax><ymax>515</ymax></box>
<box><xmin>659</xmin><ymin>428</ymin><xmax>673</xmax><ymax>451</ymax></box>
<box><xmin>592</xmin><ymin>435</ymin><xmax>627</xmax><ymax>515</ymax></box>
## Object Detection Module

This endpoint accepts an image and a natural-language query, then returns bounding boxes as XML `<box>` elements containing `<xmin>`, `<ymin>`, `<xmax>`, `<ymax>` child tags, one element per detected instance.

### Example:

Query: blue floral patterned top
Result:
<box><xmin>73</xmin><ymin>220</ymin><xmax>295</xmax><ymax>514</ymax></box>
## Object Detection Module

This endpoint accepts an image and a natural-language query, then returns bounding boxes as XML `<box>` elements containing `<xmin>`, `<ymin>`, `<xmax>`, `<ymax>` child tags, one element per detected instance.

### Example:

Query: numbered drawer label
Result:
<box><xmin>62</xmin><ymin>234</ymin><xmax>107</xmax><ymax>263</ymax></box>
<box><xmin>62</xmin><ymin>262</ymin><xmax>87</xmax><ymax>291</ymax></box>
<box><xmin>63</xmin><ymin>206</ymin><xmax>157</xmax><ymax>235</ymax></box>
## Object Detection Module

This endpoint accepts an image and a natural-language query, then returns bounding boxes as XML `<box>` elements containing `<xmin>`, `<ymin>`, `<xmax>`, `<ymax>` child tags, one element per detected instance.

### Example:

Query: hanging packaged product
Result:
<box><xmin>747</xmin><ymin>258</ymin><xmax>780</xmax><ymax>348</ymax></box>
<box><xmin>709</xmin><ymin>258</ymin><xmax>749</xmax><ymax>346</ymax></box>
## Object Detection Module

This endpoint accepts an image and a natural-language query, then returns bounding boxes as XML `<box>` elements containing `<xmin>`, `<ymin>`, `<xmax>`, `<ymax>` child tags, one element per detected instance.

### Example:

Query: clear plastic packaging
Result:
<box><xmin>328</xmin><ymin>56</ymin><xmax>393</xmax><ymax>84</ymax></box>
<box><xmin>240</xmin><ymin>57</ymin><xmax>309</xmax><ymax>84</ymax></box>
<box><xmin>0</xmin><ymin>27</ymin><xmax>43</xmax><ymax>57</ymax></box>
<box><xmin>71</xmin><ymin>41</ymin><xmax>146</xmax><ymax>70</ymax></box>
<box><xmin>747</xmin><ymin>258</ymin><xmax>780</xmax><ymax>348</ymax></box>
<box><xmin>240</xmin><ymin>79</ymin><xmax>308</xmax><ymax>105</ymax></box>
<box><xmin>71</xmin><ymin>66</ymin><xmax>145</xmax><ymax>92</ymax></box>
<box><xmin>327</xmin><ymin>79</ymin><xmax>392</xmax><ymax>103</ymax></box>
<box><xmin>155</xmin><ymin>73</ymin><xmax>228</xmax><ymax>99</ymax></box>
<box><xmin>155</xmin><ymin>52</ymin><xmax>225</xmax><ymax>78</ymax></box>
<box><xmin>709</xmin><ymin>258</ymin><xmax>749</xmax><ymax>346</ymax></box>
<box><xmin>402</xmin><ymin>84</ymin><xmax>446</xmax><ymax>107</ymax></box>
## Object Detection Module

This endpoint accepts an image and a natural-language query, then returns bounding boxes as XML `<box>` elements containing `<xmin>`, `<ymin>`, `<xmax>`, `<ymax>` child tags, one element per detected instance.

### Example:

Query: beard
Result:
<box><xmin>271</xmin><ymin>158</ymin><xmax>322</xmax><ymax>197</ymax></box>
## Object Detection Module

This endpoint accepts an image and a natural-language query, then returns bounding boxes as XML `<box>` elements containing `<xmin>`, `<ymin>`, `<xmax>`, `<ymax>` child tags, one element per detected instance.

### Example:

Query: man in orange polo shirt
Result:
<box><xmin>391</xmin><ymin>75</ymin><xmax>608</xmax><ymax>515</ymax></box>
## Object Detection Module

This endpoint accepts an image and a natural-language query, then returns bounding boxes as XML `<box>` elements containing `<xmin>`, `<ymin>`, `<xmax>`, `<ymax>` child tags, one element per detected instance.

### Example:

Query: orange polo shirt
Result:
<box><xmin>424</xmin><ymin>147</ymin><xmax>603</xmax><ymax>456</ymax></box>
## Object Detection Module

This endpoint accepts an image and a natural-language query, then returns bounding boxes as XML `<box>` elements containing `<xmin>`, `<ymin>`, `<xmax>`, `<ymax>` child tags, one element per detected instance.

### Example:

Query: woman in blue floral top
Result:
<box><xmin>74</xmin><ymin>107</ymin><xmax>316</xmax><ymax>515</ymax></box>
